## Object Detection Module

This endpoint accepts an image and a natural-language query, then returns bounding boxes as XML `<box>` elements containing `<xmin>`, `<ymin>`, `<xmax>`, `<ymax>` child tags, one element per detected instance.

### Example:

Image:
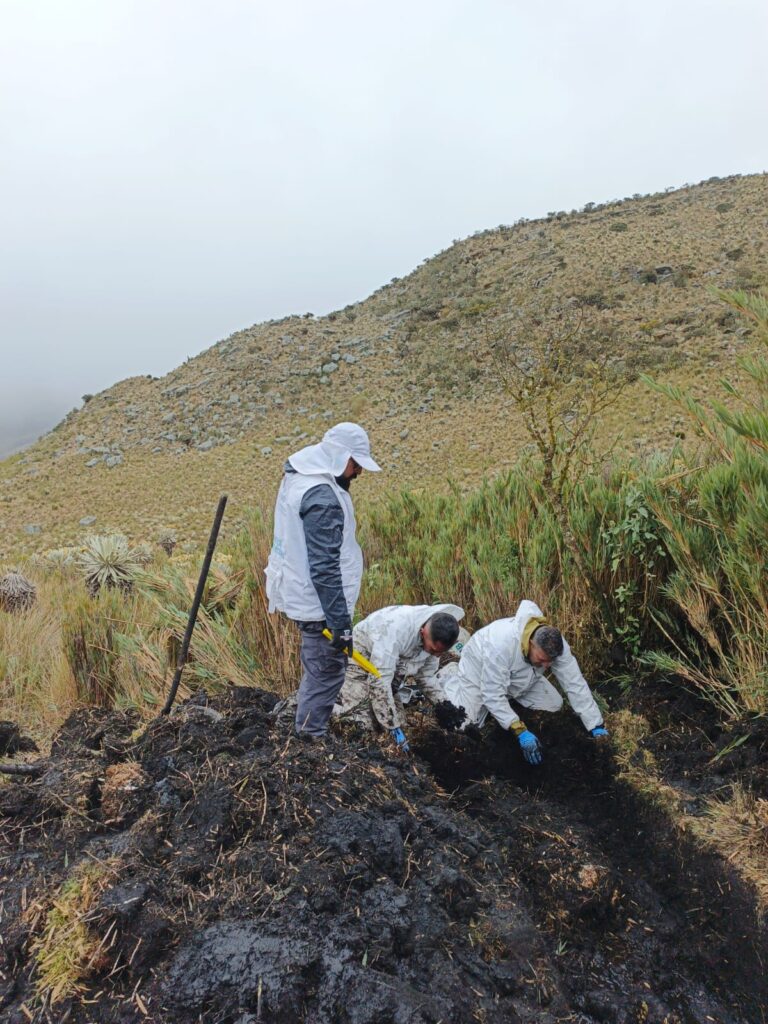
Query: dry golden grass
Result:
<box><xmin>608</xmin><ymin>708</ymin><xmax>653</xmax><ymax>768</ymax></box>
<box><xmin>690</xmin><ymin>785</ymin><xmax>768</xmax><ymax>913</ymax></box>
<box><xmin>0</xmin><ymin>516</ymin><xmax>310</xmax><ymax>744</ymax></box>
<box><xmin>0</xmin><ymin>557</ymin><xmax>237</xmax><ymax>740</ymax></box>
<box><xmin>609</xmin><ymin>713</ymin><xmax>768</xmax><ymax>910</ymax></box>
<box><xmin>0</xmin><ymin>567</ymin><xmax>79</xmax><ymax>741</ymax></box>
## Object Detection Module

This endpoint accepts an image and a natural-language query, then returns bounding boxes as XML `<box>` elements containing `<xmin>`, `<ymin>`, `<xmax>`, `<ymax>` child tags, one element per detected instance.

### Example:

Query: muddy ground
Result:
<box><xmin>1</xmin><ymin>686</ymin><xmax>766</xmax><ymax>1024</ymax></box>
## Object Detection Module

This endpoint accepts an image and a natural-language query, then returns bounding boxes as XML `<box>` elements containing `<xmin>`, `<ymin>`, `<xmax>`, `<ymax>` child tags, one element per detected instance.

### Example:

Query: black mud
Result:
<box><xmin>1</xmin><ymin>687</ymin><xmax>766</xmax><ymax>1024</ymax></box>
<box><xmin>414</xmin><ymin>693</ymin><xmax>768</xmax><ymax>1024</ymax></box>
<box><xmin>0</xmin><ymin>722</ymin><xmax>37</xmax><ymax>757</ymax></box>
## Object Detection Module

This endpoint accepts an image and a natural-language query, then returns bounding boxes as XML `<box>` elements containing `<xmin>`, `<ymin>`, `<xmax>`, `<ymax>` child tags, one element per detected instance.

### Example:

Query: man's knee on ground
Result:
<box><xmin>519</xmin><ymin>689</ymin><xmax>564</xmax><ymax>714</ymax></box>
<box><xmin>544</xmin><ymin>692</ymin><xmax>564</xmax><ymax>713</ymax></box>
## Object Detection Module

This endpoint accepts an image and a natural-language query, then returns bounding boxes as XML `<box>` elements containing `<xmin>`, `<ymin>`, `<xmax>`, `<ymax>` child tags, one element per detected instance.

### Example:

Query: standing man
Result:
<box><xmin>439</xmin><ymin>599</ymin><xmax>608</xmax><ymax>764</ymax></box>
<box><xmin>335</xmin><ymin>603</ymin><xmax>464</xmax><ymax>750</ymax></box>
<box><xmin>265</xmin><ymin>422</ymin><xmax>381</xmax><ymax>739</ymax></box>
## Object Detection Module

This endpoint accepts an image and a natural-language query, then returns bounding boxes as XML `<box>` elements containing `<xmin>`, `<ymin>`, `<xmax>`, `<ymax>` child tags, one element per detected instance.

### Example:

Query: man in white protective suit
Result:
<box><xmin>439</xmin><ymin>600</ymin><xmax>608</xmax><ymax>765</ymax></box>
<box><xmin>335</xmin><ymin>603</ymin><xmax>464</xmax><ymax>752</ymax></box>
<box><xmin>265</xmin><ymin>422</ymin><xmax>381</xmax><ymax>740</ymax></box>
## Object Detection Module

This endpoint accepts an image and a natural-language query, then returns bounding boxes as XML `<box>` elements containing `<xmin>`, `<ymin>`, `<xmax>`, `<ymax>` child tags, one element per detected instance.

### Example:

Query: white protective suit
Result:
<box><xmin>336</xmin><ymin>603</ymin><xmax>464</xmax><ymax>731</ymax></box>
<box><xmin>264</xmin><ymin>423</ymin><xmax>379</xmax><ymax>623</ymax></box>
<box><xmin>440</xmin><ymin>600</ymin><xmax>603</xmax><ymax>732</ymax></box>
<box><xmin>265</xmin><ymin>469</ymin><xmax>362</xmax><ymax>623</ymax></box>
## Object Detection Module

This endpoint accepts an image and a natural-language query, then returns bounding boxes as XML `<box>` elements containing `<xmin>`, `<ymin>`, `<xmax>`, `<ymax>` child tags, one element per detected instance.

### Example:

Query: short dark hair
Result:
<box><xmin>425</xmin><ymin>613</ymin><xmax>460</xmax><ymax>648</ymax></box>
<box><xmin>531</xmin><ymin>624</ymin><xmax>564</xmax><ymax>659</ymax></box>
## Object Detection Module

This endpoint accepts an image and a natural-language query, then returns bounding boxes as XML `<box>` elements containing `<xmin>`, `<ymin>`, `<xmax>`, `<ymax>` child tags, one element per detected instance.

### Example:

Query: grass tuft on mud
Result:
<box><xmin>692</xmin><ymin>784</ymin><xmax>768</xmax><ymax>912</ymax></box>
<box><xmin>32</xmin><ymin>861</ymin><xmax>118</xmax><ymax>1006</ymax></box>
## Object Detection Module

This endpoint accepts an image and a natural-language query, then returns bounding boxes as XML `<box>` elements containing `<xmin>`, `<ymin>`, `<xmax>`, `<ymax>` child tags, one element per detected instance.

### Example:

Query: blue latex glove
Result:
<box><xmin>590</xmin><ymin>726</ymin><xmax>609</xmax><ymax>739</ymax></box>
<box><xmin>518</xmin><ymin>729</ymin><xmax>543</xmax><ymax>765</ymax></box>
<box><xmin>391</xmin><ymin>728</ymin><xmax>410</xmax><ymax>753</ymax></box>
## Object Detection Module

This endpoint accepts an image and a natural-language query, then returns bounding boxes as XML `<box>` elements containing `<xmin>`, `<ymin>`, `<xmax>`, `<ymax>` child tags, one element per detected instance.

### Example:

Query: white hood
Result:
<box><xmin>288</xmin><ymin>439</ymin><xmax>351</xmax><ymax>477</ymax></box>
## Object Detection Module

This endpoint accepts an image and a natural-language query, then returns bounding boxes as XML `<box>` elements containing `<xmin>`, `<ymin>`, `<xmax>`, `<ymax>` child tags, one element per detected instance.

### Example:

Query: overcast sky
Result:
<box><xmin>1</xmin><ymin>0</ymin><xmax>766</xmax><ymax>455</ymax></box>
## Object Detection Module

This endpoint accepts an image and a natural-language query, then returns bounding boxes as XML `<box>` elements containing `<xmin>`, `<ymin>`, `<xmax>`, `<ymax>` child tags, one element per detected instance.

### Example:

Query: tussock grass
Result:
<box><xmin>32</xmin><ymin>861</ymin><xmax>118</xmax><ymax>1006</ymax></box>
<box><xmin>690</xmin><ymin>785</ymin><xmax>768</xmax><ymax>912</ymax></box>
<box><xmin>360</xmin><ymin>463</ymin><xmax>670</xmax><ymax>681</ymax></box>
<box><xmin>0</xmin><ymin>548</ymin><xmax>265</xmax><ymax>737</ymax></box>
<box><xmin>0</xmin><ymin>568</ymin><xmax>78</xmax><ymax>738</ymax></box>
<box><xmin>62</xmin><ymin>588</ymin><xmax>133</xmax><ymax>707</ymax></box>
<box><xmin>640</xmin><ymin>289</ymin><xmax>768</xmax><ymax>716</ymax></box>
<box><xmin>226</xmin><ymin>508</ymin><xmax>300</xmax><ymax>696</ymax></box>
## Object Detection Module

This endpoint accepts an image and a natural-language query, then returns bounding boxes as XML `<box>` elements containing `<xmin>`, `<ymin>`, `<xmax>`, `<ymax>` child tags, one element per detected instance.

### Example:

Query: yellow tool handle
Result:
<box><xmin>322</xmin><ymin>628</ymin><xmax>381</xmax><ymax>678</ymax></box>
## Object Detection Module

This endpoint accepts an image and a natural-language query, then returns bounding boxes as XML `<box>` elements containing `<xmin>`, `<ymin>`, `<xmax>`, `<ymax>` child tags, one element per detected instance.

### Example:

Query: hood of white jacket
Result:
<box><xmin>288</xmin><ymin>439</ymin><xmax>350</xmax><ymax>477</ymax></box>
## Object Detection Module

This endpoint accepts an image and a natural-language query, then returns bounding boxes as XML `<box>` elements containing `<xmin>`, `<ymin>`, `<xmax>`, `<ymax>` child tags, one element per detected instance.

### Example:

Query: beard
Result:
<box><xmin>334</xmin><ymin>473</ymin><xmax>352</xmax><ymax>491</ymax></box>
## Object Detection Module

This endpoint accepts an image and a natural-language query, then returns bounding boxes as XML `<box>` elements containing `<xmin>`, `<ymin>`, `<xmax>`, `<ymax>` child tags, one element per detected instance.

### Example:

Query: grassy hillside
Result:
<box><xmin>3</xmin><ymin>180</ymin><xmax>767</xmax><ymax>1016</ymax></box>
<box><xmin>1</xmin><ymin>172</ymin><xmax>766</xmax><ymax>559</ymax></box>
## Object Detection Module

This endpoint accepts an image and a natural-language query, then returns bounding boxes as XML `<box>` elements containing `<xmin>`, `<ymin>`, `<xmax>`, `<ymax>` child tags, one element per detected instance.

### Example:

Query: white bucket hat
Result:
<box><xmin>288</xmin><ymin>422</ymin><xmax>382</xmax><ymax>476</ymax></box>
<box><xmin>323</xmin><ymin>422</ymin><xmax>381</xmax><ymax>472</ymax></box>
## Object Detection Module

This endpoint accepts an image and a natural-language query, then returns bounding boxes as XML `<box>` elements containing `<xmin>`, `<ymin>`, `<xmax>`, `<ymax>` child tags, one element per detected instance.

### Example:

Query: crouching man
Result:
<box><xmin>336</xmin><ymin>604</ymin><xmax>464</xmax><ymax>751</ymax></box>
<box><xmin>439</xmin><ymin>600</ymin><xmax>608</xmax><ymax>765</ymax></box>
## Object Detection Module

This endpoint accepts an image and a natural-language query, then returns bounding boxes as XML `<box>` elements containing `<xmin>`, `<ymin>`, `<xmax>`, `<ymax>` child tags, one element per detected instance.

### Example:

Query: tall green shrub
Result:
<box><xmin>641</xmin><ymin>290</ymin><xmax>768</xmax><ymax>715</ymax></box>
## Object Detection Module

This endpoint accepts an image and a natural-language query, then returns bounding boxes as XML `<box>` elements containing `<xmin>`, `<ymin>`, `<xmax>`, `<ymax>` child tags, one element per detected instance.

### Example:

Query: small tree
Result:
<box><xmin>483</xmin><ymin>298</ymin><xmax>632</xmax><ymax>634</ymax></box>
<box><xmin>485</xmin><ymin>299</ymin><xmax>629</xmax><ymax>503</ymax></box>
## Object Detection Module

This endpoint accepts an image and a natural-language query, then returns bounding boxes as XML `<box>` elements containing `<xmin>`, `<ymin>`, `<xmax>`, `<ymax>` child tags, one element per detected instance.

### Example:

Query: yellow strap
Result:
<box><xmin>509</xmin><ymin>719</ymin><xmax>527</xmax><ymax>735</ymax></box>
<box><xmin>521</xmin><ymin>615</ymin><xmax>548</xmax><ymax>657</ymax></box>
<box><xmin>322</xmin><ymin>628</ymin><xmax>381</xmax><ymax>678</ymax></box>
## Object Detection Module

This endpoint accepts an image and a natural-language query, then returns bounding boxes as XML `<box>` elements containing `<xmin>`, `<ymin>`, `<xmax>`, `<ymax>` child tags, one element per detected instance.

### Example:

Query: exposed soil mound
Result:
<box><xmin>1</xmin><ymin>689</ymin><xmax>765</xmax><ymax>1023</ymax></box>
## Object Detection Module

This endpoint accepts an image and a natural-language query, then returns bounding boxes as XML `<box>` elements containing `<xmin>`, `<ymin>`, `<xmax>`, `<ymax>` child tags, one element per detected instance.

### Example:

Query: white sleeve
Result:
<box><xmin>480</xmin><ymin>644</ymin><xmax>518</xmax><ymax>731</ymax></box>
<box><xmin>551</xmin><ymin>638</ymin><xmax>603</xmax><ymax>731</ymax></box>
<box><xmin>367</xmin><ymin>638</ymin><xmax>398</xmax><ymax>693</ymax></box>
<box><xmin>414</xmin><ymin>655</ymin><xmax>445</xmax><ymax>703</ymax></box>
